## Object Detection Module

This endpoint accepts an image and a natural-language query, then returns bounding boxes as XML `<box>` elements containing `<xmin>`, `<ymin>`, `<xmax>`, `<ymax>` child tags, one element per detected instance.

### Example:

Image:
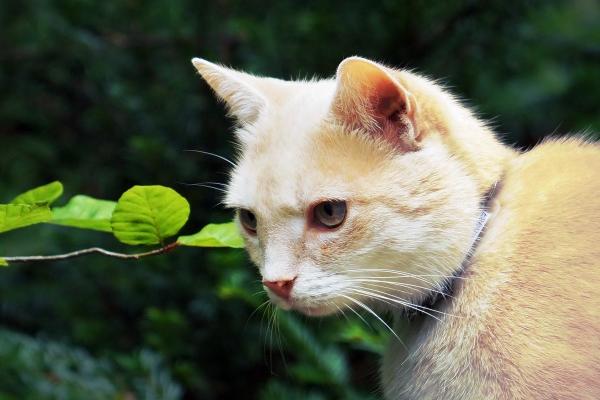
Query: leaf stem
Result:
<box><xmin>2</xmin><ymin>242</ymin><xmax>179</xmax><ymax>264</ymax></box>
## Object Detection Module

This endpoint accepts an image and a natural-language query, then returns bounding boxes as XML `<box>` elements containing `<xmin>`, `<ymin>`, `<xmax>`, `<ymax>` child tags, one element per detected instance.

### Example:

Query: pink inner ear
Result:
<box><xmin>335</xmin><ymin>60</ymin><xmax>410</xmax><ymax>125</ymax></box>
<box><xmin>374</xmin><ymin>93</ymin><xmax>404</xmax><ymax>120</ymax></box>
<box><xmin>368</xmin><ymin>72</ymin><xmax>412</xmax><ymax>120</ymax></box>
<box><xmin>332</xmin><ymin>59</ymin><xmax>420</xmax><ymax>151</ymax></box>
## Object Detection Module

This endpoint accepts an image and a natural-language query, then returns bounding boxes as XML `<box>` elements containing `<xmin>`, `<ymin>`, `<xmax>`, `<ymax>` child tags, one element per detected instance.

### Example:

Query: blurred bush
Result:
<box><xmin>0</xmin><ymin>328</ymin><xmax>181</xmax><ymax>400</ymax></box>
<box><xmin>1</xmin><ymin>0</ymin><xmax>599</xmax><ymax>399</ymax></box>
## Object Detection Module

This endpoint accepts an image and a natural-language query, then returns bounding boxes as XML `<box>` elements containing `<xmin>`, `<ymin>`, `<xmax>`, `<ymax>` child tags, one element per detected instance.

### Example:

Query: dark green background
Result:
<box><xmin>1</xmin><ymin>1</ymin><xmax>599</xmax><ymax>399</ymax></box>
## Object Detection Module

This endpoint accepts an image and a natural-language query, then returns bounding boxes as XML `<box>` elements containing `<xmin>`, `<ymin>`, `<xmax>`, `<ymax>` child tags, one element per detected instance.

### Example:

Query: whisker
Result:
<box><xmin>348</xmin><ymin>278</ymin><xmax>451</xmax><ymax>298</ymax></box>
<box><xmin>195</xmin><ymin>181</ymin><xmax>228</xmax><ymax>187</ymax></box>
<box><xmin>181</xmin><ymin>183</ymin><xmax>228</xmax><ymax>193</ymax></box>
<box><xmin>334</xmin><ymin>303</ymin><xmax>351</xmax><ymax>323</ymax></box>
<box><xmin>350</xmin><ymin>290</ymin><xmax>438</xmax><ymax>323</ymax></box>
<box><xmin>340</xmin><ymin>294</ymin><xmax>407</xmax><ymax>350</ymax></box>
<box><xmin>184</xmin><ymin>149</ymin><xmax>236</xmax><ymax>167</ymax></box>
<box><xmin>267</xmin><ymin>303</ymin><xmax>277</xmax><ymax>373</ymax></box>
<box><xmin>347</xmin><ymin>280</ymin><xmax>417</xmax><ymax>297</ymax></box>
<box><xmin>348</xmin><ymin>287</ymin><xmax>452</xmax><ymax>321</ymax></box>
<box><xmin>259</xmin><ymin>302</ymin><xmax>272</xmax><ymax>368</ymax></box>
<box><xmin>343</xmin><ymin>303</ymin><xmax>375</xmax><ymax>331</ymax></box>
<box><xmin>274</xmin><ymin>309</ymin><xmax>288</xmax><ymax>371</ymax></box>
<box><xmin>246</xmin><ymin>299</ymin><xmax>271</xmax><ymax>327</ymax></box>
<box><xmin>345</xmin><ymin>268</ymin><xmax>470</xmax><ymax>281</ymax></box>
<box><xmin>355</xmin><ymin>285</ymin><xmax>452</xmax><ymax>317</ymax></box>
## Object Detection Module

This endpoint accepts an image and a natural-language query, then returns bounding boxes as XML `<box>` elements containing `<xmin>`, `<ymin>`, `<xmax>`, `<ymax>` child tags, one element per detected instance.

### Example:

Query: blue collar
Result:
<box><xmin>408</xmin><ymin>182</ymin><xmax>497</xmax><ymax>320</ymax></box>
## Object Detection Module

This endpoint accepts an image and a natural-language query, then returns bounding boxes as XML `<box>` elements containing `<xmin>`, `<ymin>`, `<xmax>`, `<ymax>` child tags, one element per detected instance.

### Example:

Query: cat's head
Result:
<box><xmin>192</xmin><ymin>57</ymin><xmax>482</xmax><ymax>316</ymax></box>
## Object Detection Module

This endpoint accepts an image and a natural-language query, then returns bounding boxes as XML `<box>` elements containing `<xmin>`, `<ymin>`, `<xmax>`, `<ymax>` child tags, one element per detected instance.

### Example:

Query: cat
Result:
<box><xmin>191</xmin><ymin>56</ymin><xmax>600</xmax><ymax>400</ymax></box>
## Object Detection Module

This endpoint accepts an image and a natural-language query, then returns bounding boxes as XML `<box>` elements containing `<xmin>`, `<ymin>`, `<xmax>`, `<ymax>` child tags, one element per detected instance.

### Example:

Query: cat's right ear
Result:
<box><xmin>332</xmin><ymin>57</ymin><xmax>421</xmax><ymax>151</ymax></box>
<box><xmin>192</xmin><ymin>58</ymin><xmax>266</xmax><ymax>124</ymax></box>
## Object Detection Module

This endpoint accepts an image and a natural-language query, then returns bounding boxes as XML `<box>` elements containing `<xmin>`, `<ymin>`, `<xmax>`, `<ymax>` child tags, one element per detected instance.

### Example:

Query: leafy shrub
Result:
<box><xmin>0</xmin><ymin>328</ymin><xmax>181</xmax><ymax>400</ymax></box>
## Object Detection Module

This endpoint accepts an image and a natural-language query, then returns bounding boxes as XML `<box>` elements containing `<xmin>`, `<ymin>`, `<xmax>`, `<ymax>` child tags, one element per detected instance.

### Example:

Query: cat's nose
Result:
<box><xmin>263</xmin><ymin>278</ymin><xmax>296</xmax><ymax>300</ymax></box>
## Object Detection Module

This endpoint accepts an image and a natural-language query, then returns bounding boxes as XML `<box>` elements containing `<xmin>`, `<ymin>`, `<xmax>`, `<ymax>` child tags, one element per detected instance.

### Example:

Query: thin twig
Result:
<box><xmin>3</xmin><ymin>242</ymin><xmax>179</xmax><ymax>264</ymax></box>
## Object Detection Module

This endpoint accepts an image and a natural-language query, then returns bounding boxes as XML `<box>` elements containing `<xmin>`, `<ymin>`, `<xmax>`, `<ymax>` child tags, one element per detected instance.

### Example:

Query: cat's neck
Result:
<box><xmin>388</xmin><ymin>70</ymin><xmax>513</xmax><ymax>323</ymax></box>
<box><xmin>406</xmin><ymin>187</ymin><xmax>495</xmax><ymax>321</ymax></box>
<box><xmin>395</xmin><ymin>71</ymin><xmax>517</xmax><ymax>195</ymax></box>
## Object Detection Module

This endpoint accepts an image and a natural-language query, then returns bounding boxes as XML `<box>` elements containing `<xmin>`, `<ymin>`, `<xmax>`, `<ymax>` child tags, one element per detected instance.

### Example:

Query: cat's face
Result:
<box><xmin>193</xmin><ymin>57</ymin><xmax>480</xmax><ymax>316</ymax></box>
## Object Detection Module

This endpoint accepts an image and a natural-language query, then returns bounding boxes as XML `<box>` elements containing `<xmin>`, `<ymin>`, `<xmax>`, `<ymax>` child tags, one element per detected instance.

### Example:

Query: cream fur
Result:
<box><xmin>192</xmin><ymin>56</ymin><xmax>600</xmax><ymax>399</ymax></box>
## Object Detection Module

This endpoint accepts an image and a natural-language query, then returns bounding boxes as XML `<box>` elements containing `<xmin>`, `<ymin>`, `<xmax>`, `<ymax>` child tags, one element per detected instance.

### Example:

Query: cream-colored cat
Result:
<box><xmin>192</xmin><ymin>56</ymin><xmax>600</xmax><ymax>399</ymax></box>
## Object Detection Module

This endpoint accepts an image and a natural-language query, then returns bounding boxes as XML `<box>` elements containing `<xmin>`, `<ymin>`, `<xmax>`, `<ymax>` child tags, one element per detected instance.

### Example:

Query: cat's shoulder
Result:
<box><xmin>420</xmin><ymin>136</ymin><xmax>600</xmax><ymax>399</ymax></box>
<box><xmin>503</xmin><ymin>136</ymin><xmax>600</xmax><ymax>208</ymax></box>
<box><xmin>515</xmin><ymin>135</ymin><xmax>600</xmax><ymax>169</ymax></box>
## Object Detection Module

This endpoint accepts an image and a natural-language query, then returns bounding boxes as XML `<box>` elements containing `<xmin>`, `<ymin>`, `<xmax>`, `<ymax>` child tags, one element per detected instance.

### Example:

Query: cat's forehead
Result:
<box><xmin>225</xmin><ymin>80</ymin><xmax>340</xmax><ymax>212</ymax></box>
<box><xmin>256</xmin><ymin>79</ymin><xmax>337</xmax><ymax>138</ymax></box>
<box><xmin>223</xmin><ymin>78</ymin><xmax>398</xmax><ymax>214</ymax></box>
<box><xmin>226</xmin><ymin>130</ymin><xmax>390</xmax><ymax>216</ymax></box>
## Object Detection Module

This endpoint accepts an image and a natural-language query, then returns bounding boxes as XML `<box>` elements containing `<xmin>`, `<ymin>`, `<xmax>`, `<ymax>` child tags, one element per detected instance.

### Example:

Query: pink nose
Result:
<box><xmin>263</xmin><ymin>279</ymin><xmax>295</xmax><ymax>300</ymax></box>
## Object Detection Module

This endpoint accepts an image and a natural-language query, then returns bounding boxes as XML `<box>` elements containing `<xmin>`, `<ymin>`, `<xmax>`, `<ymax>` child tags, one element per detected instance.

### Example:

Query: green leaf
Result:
<box><xmin>51</xmin><ymin>195</ymin><xmax>117</xmax><ymax>232</ymax></box>
<box><xmin>0</xmin><ymin>204</ymin><xmax>52</xmax><ymax>233</ymax></box>
<box><xmin>10</xmin><ymin>181</ymin><xmax>63</xmax><ymax>206</ymax></box>
<box><xmin>0</xmin><ymin>258</ymin><xmax>7</xmax><ymax>267</ymax></box>
<box><xmin>177</xmin><ymin>222</ymin><xmax>244</xmax><ymax>248</ymax></box>
<box><xmin>110</xmin><ymin>185</ymin><xmax>190</xmax><ymax>245</ymax></box>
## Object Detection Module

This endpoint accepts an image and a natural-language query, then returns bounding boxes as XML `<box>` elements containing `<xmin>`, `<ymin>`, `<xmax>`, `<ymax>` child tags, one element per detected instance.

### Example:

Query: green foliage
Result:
<box><xmin>51</xmin><ymin>195</ymin><xmax>116</xmax><ymax>232</ymax></box>
<box><xmin>335</xmin><ymin>320</ymin><xmax>387</xmax><ymax>355</ymax></box>
<box><xmin>178</xmin><ymin>222</ymin><xmax>244</xmax><ymax>248</ymax></box>
<box><xmin>111</xmin><ymin>185</ymin><xmax>190</xmax><ymax>245</ymax></box>
<box><xmin>0</xmin><ymin>329</ymin><xmax>181</xmax><ymax>400</ymax></box>
<box><xmin>1</xmin><ymin>182</ymin><xmax>244</xmax><ymax>265</ymax></box>
<box><xmin>279</xmin><ymin>311</ymin><xmax>349</xmax><ymax>388</ymax></box>
<box><xmin>0</xmin><ymin>204</ymin><xmax>52</xmax><ymax>234</ymax></box>
<box><xmin>260</xmin><ymin>380</ymin><xmax>327</xmax><ymax>400</ymax></box>
<box><xmin>10</xmin><ymin>181</ymin><xmax>63</xmax><ymax>206</ymax></box>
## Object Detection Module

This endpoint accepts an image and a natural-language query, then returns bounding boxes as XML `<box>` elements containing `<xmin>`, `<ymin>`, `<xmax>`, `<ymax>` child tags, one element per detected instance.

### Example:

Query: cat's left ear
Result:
<box><xmin>332</xmin><ymin>57</ymin><xmax>421</xmax><ymax>151</ymax></box>
<box><xmin>192</xmin><ymin>58</ymin><xmax>266</xmax><ymax>124</ymax></box>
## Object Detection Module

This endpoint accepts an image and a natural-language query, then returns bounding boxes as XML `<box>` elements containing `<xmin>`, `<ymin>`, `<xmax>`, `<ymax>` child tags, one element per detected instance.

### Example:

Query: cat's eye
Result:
<box><xmin>239</xmin><ymin>209</ymin><xmax>257</xmax><ymax>234</ymax></box>
<box><xmin>312</xmin><ymin>200</ymin><xmax>347</xmax><ymax>229</ymax></box>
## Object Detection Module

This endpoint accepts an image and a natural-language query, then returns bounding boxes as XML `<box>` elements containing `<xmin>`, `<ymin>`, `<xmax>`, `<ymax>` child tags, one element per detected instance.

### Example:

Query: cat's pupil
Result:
<box><xmin>313</xmin><ymin>200</ymin><xmax>346</xmax><ymax>229</ymax></box>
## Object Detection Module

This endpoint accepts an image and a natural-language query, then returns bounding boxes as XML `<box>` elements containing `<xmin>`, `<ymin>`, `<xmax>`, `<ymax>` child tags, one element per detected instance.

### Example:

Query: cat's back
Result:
<box><xmin>396</xmin><ymin>138</ymin><xmax>600</xmax><ymax>400</ymax></box>
<box><xmin>494</xmin><ymin>137</ymin><xmax>600</xmax><ymax>275</ymax></box>
<box><xmin>463</xmin><ymin>137</ymin><xmax>600</xmax><ymax>399</ymax></box>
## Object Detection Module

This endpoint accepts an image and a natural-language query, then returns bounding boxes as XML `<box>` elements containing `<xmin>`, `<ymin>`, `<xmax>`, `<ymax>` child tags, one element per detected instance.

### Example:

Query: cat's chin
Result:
<box><xmin>270</xmin><ymin>297</ymin><xmax>336</xmax><ymax>317</ymax></box>
<box><xmin>293</xmin><ymin>304</ymin><xmax>335</xmax><ymax>317</ymax></box>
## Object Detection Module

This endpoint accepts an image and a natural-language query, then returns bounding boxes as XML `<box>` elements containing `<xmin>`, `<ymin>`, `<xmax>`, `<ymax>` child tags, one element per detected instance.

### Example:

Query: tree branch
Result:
<box><xmin>3</xmin><ymin>242</ymin><xmax>179</xmax><ymax>264</ymax></box>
